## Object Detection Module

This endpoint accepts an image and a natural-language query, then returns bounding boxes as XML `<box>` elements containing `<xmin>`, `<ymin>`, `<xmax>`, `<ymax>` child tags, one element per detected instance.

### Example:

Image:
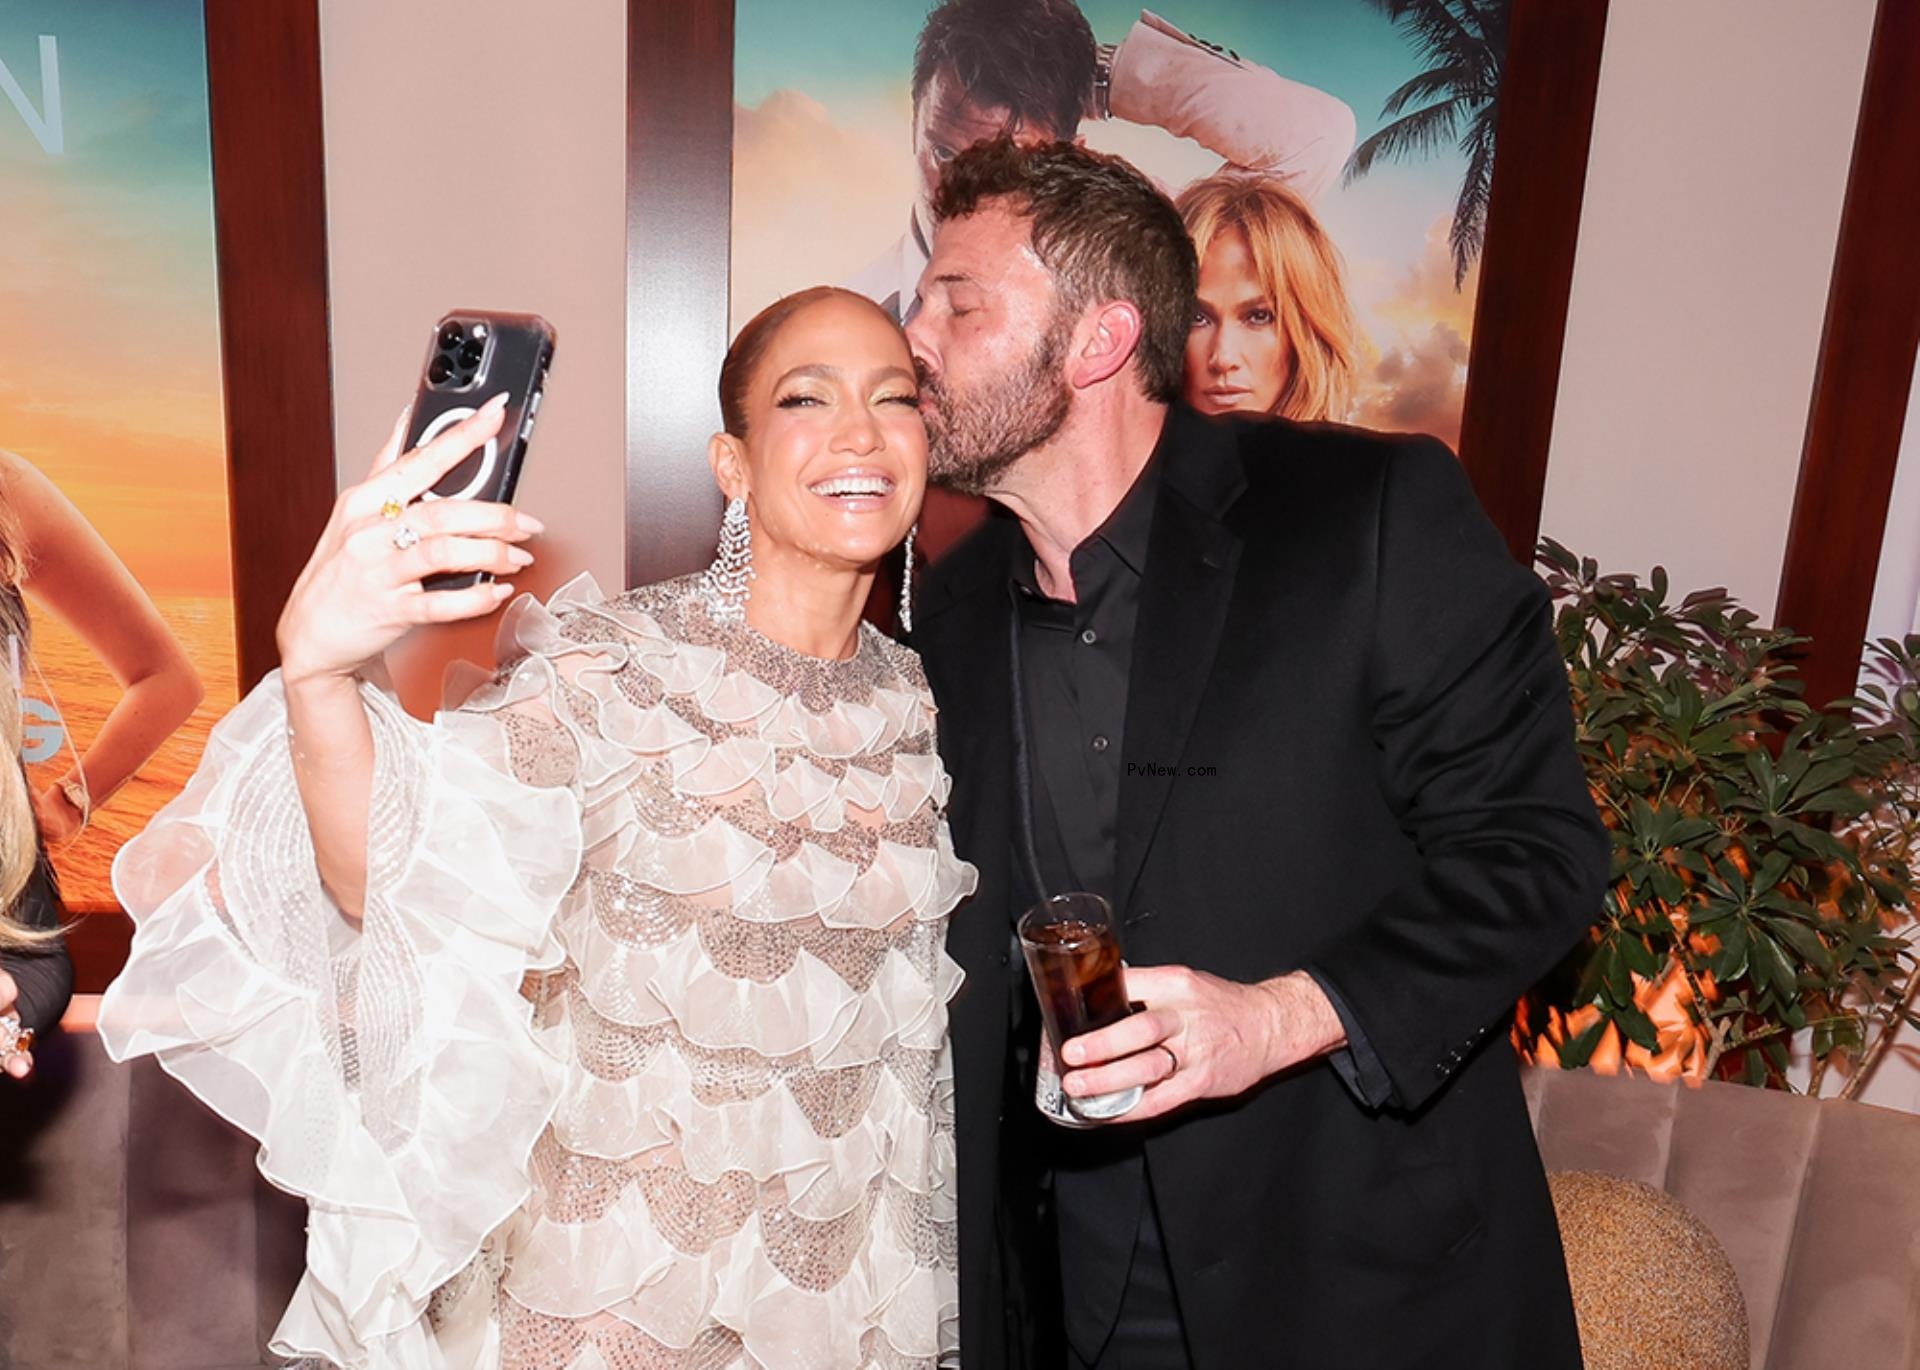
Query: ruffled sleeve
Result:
<box><xmin>96</xmin><ymin>645</ymin><xmax>588</xmax><ymax>1368</ymax></box>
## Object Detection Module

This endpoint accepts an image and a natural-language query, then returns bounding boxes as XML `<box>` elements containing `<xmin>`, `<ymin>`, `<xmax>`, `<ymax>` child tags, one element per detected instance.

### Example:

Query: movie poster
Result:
<box><xmin>732</xmin><ymin>0</ymin><xmax>1510</xmax><ymax>460</ymax></box>
<box><xmin>0</xmin><ymin>2</ymin><xmax>236</xmax><ymax>909</ymax></box>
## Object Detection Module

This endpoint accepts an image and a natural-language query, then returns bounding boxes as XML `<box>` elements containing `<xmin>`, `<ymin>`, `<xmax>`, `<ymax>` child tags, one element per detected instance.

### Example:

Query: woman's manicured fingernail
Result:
<box><xmin>517</xmin><ymin>513</ymin><xmax>546</xmax><ymax>535</ymax></box>
<box><xmin>509</xmin><ymin>548</ymin><xmax>535</xmax><ymax>568</ymax></box>
<box><xmin>484</xmin><ymin>391</ymin><xmax>510</xmax><ymax>412</ymax></box>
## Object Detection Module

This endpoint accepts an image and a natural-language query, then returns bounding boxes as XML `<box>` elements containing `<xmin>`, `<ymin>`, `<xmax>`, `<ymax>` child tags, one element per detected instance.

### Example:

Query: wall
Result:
<box><xmin>1537</xmin><ymin>0</ymin><xmax>1877</xmax><ymax>618</ymax></box>
<box><xmin>317</xmin><ymin>1</ymin><xmax>630</xmax><ymax>714</ymax></box>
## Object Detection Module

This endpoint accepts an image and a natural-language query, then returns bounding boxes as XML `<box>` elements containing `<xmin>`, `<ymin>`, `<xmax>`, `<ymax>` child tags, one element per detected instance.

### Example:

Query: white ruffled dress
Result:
<box><xmin>97</xmin><ymin>573</ymin><xmax>978</xmax><ymax>1370</ymax></box>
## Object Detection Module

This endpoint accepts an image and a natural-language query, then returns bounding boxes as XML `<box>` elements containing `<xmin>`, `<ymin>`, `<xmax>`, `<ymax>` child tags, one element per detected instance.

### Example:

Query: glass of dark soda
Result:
<box><xmin>1018</xmin><ymin>892</ymin><xmax>1143</xmax><ymax>1122</ymax></box>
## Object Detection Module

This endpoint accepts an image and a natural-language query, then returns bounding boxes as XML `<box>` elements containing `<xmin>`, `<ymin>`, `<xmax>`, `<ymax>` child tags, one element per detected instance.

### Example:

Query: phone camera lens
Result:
<box><xmin>459</xmin><ymin>340</ymin><xmax>484</xmax><ymax>367</ymax></box>
<box><xmin>428</xmin><ymin>356</ymin><xmax>454</xmax><ymax>384</ymax></box>
<box><xmin>438</xmin><ymin>322</ymin><xmax>466</xmax><ymax>350</ymax></box>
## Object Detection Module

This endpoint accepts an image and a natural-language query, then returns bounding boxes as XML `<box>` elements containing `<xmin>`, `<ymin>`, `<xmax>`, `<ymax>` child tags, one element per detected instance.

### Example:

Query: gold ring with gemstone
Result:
<box><xmin>380</xmin><ymin>497</ymin><xmax>405</xmax><ymax>521</ymax></box>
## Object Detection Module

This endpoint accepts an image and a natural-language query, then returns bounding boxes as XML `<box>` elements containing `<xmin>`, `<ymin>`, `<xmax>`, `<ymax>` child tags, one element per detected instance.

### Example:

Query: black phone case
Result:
<box><xmin>404</xmin><ymin>309</ymin><xmax>556</xmax><ymax>591</ymax></box>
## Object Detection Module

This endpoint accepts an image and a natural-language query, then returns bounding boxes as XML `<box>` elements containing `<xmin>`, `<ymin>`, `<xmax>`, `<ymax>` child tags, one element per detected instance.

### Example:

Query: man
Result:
<box><xmin>906</xmin><ymin>138</ymin><xmax>1608</xmax><ymax>1369</ymax></box>
<box><xmin>850</xmin><ymin>1</ymin><xmax>1356</xmax><ymax>321</ymax></box>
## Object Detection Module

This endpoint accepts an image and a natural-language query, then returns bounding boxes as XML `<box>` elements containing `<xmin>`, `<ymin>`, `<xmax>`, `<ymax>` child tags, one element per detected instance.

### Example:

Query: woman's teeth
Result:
<box><xmin>809</xmin><ymin>476</ymin><xmax>894</xmax><ymax>498</ymax></box>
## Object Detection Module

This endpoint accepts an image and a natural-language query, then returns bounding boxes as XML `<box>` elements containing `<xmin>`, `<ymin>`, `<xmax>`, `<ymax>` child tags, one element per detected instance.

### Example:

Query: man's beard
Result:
<box><xmin>920</xmin><ymin>315</ymin><xmax>1073</xmax><ymax>496</ymax></box>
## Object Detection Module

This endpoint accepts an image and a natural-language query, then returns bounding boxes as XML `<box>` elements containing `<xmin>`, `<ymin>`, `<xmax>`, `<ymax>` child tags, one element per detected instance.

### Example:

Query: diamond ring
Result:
<box><xmin>391</xmin><ymin>524</ymin><xmax>421</xmax><ymax>552</ymax></box>
<box><xmin>0</xmin><ymin>1011</ymin><xmax>31</xmax><ymax>1057</ymax></box>
<box><xmin>380</xmin><ymin>496</ymin><xmax>405</xmax><ymax>521</ymax></box>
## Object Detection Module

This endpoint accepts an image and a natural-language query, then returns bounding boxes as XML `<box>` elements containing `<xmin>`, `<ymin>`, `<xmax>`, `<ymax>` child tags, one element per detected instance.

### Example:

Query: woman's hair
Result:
<box><xmin>1176</xmin><ymin>171</ymin><xmax>1359</xmax><ymax>423</ymax></box>
<box><xmin>0</xmin><ymin>494</ymin><xmax>49</xmax><ymax>953</ymax></box>
<box><xmin>718</xmin><ymin>287</ymin><xmax>905</xmax><ymax>438</ymax></box>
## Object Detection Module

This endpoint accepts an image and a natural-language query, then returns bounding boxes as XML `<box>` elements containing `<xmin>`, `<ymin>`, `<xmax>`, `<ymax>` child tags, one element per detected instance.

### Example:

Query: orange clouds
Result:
<box><xmin>730</xmin><ymin>90</ymin><xmax>918</xmax><ymax>334</ymax></box>
<box><xmin>1349</xmin><ymin>214</ymin><xmax>1481</xmax><ymax>447</ymax></box>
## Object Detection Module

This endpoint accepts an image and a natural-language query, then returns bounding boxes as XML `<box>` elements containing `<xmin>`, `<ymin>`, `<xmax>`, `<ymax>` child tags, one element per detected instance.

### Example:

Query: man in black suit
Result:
<box><xmin>904</xmin><ymin>138</ymin><xmax>1608</xmax><ymax>1369</ymax></box>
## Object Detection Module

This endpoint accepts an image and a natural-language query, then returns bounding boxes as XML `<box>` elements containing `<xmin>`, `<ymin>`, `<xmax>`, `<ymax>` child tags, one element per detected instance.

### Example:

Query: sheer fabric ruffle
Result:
<box><xmin>99</xmin><ymin>573</ymin><xmax>974</xmax><ymax>1370</ymax></box>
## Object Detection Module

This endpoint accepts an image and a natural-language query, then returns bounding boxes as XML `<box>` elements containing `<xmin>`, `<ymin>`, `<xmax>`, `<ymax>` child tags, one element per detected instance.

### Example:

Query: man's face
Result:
<box><xmin>911</xmin><ymin>66</ymin><xmax>1063</xmax><ymax>233</ymax></box>
<box><xmin>905</xmin><ymin>201</ymin><xmax>1075</xmax><ymax>494</ymax></box>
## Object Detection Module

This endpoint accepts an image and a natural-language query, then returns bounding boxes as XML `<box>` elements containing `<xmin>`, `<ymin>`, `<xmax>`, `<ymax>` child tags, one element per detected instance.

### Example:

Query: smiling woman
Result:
<box><xmin>99</xmin><ymin>280</ymin><xmax>977</xmax><ymax>1368</ymax></box>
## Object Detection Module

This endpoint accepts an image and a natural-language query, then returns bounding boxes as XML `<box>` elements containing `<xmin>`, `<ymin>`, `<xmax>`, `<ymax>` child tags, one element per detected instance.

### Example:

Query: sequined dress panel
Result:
<box><xmin>95</xmin><ymin>573</ymin><xmax>977</xmax><ymax>1370</ymax></box>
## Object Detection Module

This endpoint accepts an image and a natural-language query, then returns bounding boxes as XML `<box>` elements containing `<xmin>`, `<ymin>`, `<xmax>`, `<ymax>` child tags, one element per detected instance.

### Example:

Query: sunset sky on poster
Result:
<box><xmin>0</xmin><ymin>1</ymin><xmax>231</xmax><ymax>598</ymax></box>
<box><xmin>733</xmin><ymin>0</ymin><xmax>1489</xmax><ymax>445</ymax></box>
<box><xmin>1</xmin><ymin>1</ymin><xmax>236</xmax><ymax>906</ymax></box>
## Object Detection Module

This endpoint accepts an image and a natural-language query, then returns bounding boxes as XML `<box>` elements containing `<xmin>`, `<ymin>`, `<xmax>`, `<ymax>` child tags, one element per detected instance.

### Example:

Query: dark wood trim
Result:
<box><xmin>66</xmin><ymin>911</ymin><xmax>132</xmax><ymax>996</ymax></box>
<box><xmin>1773</xmin><ymin>0</ymin><xmax>1920</xmax><ymax>711</ymax></box>
<box><xmin>625</xmin><ymin>0</ymin><xmax>736</xmax><ymax>587</ymax></box>
<box><xmin>70</xmin><ymin>3</ymin><xmax>334</xmax><ymax>992</ymax></box>
<box><xmin>1455</xmin><ymin>0</ymin><xmax>1611</xmax><ymax>563</ymax></box>
<box><xmin>204</xmin><ymin>0</ymin><xmax>336</xmax><ymax>691</ymax></box>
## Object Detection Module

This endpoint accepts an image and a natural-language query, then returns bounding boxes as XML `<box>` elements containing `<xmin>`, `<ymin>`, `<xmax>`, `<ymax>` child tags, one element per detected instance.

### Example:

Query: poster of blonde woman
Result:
<box><xmin>732</xmin><ymin>0</ymin><xmax>1512</xmax><ymax>459</ymax></box>
<box><xmin>0</xmin><ymin>2</ymin><xmax>233</xmax><ymax>914</ymax></box>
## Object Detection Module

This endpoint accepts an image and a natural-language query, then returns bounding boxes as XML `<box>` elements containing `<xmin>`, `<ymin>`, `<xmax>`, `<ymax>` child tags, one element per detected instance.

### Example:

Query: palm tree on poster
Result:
<box><xmin>1344</xmin><ymin>0</ymin><xmax>1512</xmax><ymax>289</ymax></box>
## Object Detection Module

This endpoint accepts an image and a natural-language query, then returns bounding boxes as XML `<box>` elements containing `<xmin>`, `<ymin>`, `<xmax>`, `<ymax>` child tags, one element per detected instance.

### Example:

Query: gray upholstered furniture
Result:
<box><xmin>0</xmin><ymin>1019</ymin><xmax>303</xmax><ymax>1370</ymax></box>
<box><xmin>1525</xmin><ymin>1064</ymin><xmax>1920</xmax><ymax>1370</ymax></box>
<box><xmin>5</xmin><ymin>1028</ymin><xmax>1920</xmax><ymax>1368</ymax></box>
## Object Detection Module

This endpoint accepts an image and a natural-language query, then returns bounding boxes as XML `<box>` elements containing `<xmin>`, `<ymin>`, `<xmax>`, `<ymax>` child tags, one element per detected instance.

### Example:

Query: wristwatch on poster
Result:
<box><xmin>1092</xmin><ymin>42</ymin><xmax>1117</xmax><ymax>119</ymax></box>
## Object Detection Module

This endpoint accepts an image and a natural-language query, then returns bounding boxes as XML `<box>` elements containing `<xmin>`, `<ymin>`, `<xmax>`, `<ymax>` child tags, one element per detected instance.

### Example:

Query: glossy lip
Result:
<box><xmin>1202</xmin><ymin>386</ymin><xmax>1252</xmax><ymax>403</ymax></box>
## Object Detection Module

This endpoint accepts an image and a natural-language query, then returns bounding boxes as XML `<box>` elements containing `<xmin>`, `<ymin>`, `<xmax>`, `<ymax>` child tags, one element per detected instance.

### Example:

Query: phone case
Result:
<box><xmin>403</xmin><ymin>309</ymin><xmax>556</xmax><ymax>591</ymax></box>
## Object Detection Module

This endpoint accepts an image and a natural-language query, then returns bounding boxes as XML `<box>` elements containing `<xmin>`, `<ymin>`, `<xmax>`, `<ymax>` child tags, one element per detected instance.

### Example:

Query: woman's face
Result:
<box><xmin>724</xmin><ymin>296</ymin><xmax>928</xmax><ymax>574</ymax></box>
<box><xmin>1185</xmin><ymin>228</ymin><xmax>1291</xmax><ymax>416</ymax></box>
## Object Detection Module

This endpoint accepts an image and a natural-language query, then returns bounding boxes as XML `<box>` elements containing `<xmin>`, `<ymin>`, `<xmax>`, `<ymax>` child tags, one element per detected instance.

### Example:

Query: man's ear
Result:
<box><xmin>708</xmin><ymin>431</ymin><xmax>749</xmax><ymax>502</ymax></box>
<box><xmin>1067</xmin><ymin>300</ymin><xmax>1146</xmax><ymax>390</ymax></box>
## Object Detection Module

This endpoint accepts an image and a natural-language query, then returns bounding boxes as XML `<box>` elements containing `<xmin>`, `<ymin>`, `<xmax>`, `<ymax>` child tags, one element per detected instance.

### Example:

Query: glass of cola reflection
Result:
<box><xmin>1018</xmin><ymin>892</ymin><xmax>1143</xmax><ymax>1123</ymax></box>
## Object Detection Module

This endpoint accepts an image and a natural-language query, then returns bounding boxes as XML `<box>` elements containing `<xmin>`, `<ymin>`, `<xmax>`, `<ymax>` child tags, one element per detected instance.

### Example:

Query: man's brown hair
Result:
<box><xmin>934</xmin><ymin>138</ymin><xmax>1196</xmax><ymax>404</ymax></box>
<box><xmin>912</xmin><ymin>0</ymin><xmax>1096</xmax><ymax>141</ymax></box>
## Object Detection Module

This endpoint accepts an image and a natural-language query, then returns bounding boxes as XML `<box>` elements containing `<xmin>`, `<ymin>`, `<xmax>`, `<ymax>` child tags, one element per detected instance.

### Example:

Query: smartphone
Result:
<box><xmin>403</xmin><ymin>309</ymin><xmax>556</xmax><ymax>590</ymax></box>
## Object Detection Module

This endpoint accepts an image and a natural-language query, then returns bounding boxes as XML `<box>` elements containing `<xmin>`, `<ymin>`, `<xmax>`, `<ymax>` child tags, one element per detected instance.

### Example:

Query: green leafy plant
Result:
<box><xmin>1518</xmin><ymin>540</ymin><xmax>1920</xmax><ymax>1095</ymax></box>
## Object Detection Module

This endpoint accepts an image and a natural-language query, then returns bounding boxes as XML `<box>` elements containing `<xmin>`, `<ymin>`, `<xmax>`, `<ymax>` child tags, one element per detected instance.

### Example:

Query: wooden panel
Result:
<box><xmin>69</xmin><ymin>2</ymin><xmax>334</xmax><ymax>991</ymax></box>
<box><xmin>205</xmin><ymin>0</ymin><xmax>337</xmax><ymax>691</ymax></box>
<box><xmin>626</xmin><ymin>0</ymin><xmax>736</xmax><ymax>587</ymax></box>
<box><xmin>1455</xmin><ymin>0</ymin><xmax>1611</xmax><ymax>563</ymax></box>
<box><xmin>1773</xmin><ymin>0</ymin><xmax>1920</xmax><ymax>711</ymax></box>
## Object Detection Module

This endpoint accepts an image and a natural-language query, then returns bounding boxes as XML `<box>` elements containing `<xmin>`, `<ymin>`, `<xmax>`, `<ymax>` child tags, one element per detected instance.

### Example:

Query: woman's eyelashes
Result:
<box><xmin>1243</xmin><ymin>306</ymin><xmax>1276</xmax><ymax>328</ymax></box>
<box><xmin>774</xmin><ymin>389</ymin><xmax>920</xmax><ymax>411</ymax></box>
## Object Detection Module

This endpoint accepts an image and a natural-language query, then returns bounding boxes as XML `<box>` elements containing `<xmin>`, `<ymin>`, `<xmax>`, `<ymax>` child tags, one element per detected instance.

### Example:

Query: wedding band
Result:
<box><xmin>390</xmin><ymin>524</ymin><xmax>421</xmax><ymax>552</ymax></box>
<box><xmin>1156</xmin><ymin>1044</ymin><xmax>1179</xmax><ymax>1077</ymax></box>
<box><xmin>380</xmin><ymin>497</ymin><xmax>405</xmax><ymax>521</ymax></box>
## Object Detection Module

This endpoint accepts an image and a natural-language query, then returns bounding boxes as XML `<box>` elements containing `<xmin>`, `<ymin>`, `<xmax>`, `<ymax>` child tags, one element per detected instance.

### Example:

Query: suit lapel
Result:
<box><xmin>1114</xmin><ymin>412</ymin><xmax>1247</xmax><ymax>914</ymax></box>
<box><xmin>917</xmin><ymin>521</ymin><xmax>1020</xmax><ymax>981</ymax></box>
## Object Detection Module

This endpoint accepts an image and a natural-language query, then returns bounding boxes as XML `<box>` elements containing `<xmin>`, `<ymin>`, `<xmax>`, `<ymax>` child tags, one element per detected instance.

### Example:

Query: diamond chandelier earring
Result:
<box><xmin>703</xmin><ymin>495</ymin><xmax>755</xmax><ymax>624</ymax></box>
<box><xmin>898</xmin><ymin>523</ymin><xmax>918</xmax><ymax>633</ymax></box>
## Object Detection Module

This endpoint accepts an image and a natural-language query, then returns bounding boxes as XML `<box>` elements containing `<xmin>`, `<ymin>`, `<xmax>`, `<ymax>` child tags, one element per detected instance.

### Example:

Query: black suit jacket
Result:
<box><xmin>913</xmin><ymin>408</ymin><xmax>1608</xmax><ymax>1370</ymax></box>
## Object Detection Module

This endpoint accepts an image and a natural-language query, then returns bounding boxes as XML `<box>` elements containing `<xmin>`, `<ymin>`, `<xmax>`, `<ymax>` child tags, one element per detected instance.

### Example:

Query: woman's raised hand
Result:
<box><xmin>276</xmin><ymin>396</ymin><xmax>543</xmax><ymax>687</ymax></box>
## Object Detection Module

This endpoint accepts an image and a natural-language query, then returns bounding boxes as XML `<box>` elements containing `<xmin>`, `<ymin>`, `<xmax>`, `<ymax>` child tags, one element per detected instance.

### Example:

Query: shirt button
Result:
<box><xmin>1091</xmin><ymin>735</ymin><xmax>1110</xmax><ymax>752</ymax></box>
<box><xmin>1080</xmin><ymin>628</ymin><xmax>1098</xmax><ymax>645</ymax></box>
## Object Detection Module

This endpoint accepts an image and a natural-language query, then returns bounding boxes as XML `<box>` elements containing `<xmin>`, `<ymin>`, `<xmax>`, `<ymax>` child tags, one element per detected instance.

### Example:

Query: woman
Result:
<box><xmin>99</xmin><ymin>287</ymin><xmax>974</xmax><ymax>1368</ymax></box>
<box><xmin>0</xmin><ymin>453</ymin><xmax>205</xmax><ymax>1078</ymax></box>
<box><xmin>1176</xmin><ymin>170</ymin><xmax>1359</xmax><ymax>423</ymax></box>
